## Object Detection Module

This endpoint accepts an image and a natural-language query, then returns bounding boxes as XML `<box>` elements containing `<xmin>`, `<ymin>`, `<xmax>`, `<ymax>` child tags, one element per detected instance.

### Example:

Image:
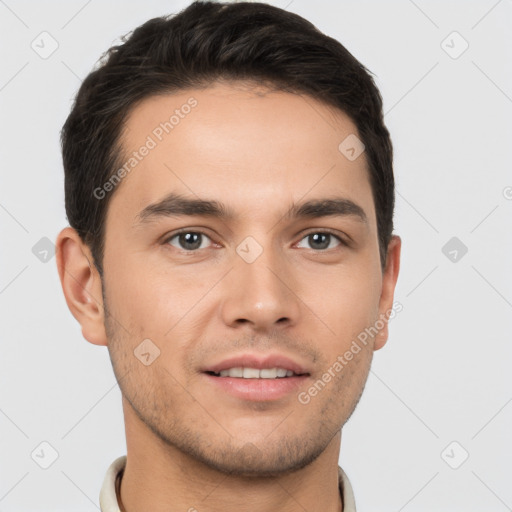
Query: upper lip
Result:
<box><xmin>202</xmin><ymin>353</ymin><xmax>310</xmax><ymax>375</ymax></box>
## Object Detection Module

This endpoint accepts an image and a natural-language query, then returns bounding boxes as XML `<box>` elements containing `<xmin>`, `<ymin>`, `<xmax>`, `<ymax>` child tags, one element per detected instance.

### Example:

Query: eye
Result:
<box><xmin>165</xmin><ymin>230</ymin><xmax>214</xmax><ymax>251</ymax></box>
<box><xmin>296</xmin><ymin>231</ymin><xmax>345</xmax><ymax>251</ymax></box>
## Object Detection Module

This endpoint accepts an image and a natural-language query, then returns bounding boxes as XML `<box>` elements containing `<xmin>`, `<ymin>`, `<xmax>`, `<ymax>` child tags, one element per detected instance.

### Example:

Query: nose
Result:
<box><xmin>220</xmin><ymin>243</ymin><xmax>301</xmax><ymax>334</ymax></box>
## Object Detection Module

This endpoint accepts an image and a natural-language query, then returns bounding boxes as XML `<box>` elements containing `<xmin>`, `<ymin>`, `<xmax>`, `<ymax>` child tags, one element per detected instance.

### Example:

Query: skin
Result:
<box><xmin>56</xmin><ymin>80</ymin><xmax>401</xmax><ymax>512</ymax></box>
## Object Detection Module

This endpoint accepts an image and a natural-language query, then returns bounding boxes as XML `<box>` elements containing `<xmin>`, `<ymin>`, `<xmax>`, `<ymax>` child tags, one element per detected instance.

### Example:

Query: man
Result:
<box><xmin>55</xmin><ymin>1</ymin><xmax>401</xmax><ymax>510</ymax></box>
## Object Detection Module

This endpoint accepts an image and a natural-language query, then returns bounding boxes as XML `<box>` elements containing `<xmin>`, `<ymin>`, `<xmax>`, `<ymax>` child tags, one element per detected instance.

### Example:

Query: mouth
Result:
<box><xmin>205</xmin><ymin>367</ymin><xmax>305</xmax><ymax>379</ymax></box>
<box><xmin>201</xmin><ymin>354</ymin><xmax>311</xmax><ymax>401</ymax></box>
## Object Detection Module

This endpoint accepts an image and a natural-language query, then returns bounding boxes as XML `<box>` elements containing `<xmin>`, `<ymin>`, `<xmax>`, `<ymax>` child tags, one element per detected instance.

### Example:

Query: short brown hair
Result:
<box><xmin>61</xmin><ymin>0</ymin><xmax>394</xmax><ymax>277</ymax></box>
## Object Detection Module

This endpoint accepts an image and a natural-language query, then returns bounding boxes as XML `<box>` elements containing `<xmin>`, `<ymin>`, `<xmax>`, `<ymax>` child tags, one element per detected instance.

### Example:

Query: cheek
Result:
<box><xmin>308</xmin><ymin>265</ymin><xmax>381</xmax><ymax>344</ymax></box>
<box><xmin>104</xmin><ymin>254</ymin><xmax>183</xmax><ymax>332</ymax></box>
<box><xmin>103</xmin><ymin>257</ymin><xmax>213</xmax><ymax>377</ymax></box>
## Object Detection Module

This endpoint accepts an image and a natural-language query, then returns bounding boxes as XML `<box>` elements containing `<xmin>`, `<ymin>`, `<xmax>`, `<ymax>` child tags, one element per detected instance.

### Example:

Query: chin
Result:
<box><xmin>180</xmin><ymin>436</ymin><xmax>327</xmax><ymax>478</ymax></box>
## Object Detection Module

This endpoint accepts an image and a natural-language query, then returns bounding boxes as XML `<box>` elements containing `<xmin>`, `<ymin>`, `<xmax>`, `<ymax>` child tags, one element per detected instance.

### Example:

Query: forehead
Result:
<box><xmin>107</xmin><ymin>81</ymin><xmax>375</xmax><ymax>227</ymax></box>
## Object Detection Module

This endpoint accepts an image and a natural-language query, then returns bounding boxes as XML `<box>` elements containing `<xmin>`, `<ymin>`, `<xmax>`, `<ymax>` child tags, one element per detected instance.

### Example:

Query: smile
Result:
<box><xmin>207</xmin><ymin>367</ymin><xmax>299</xmax><ymax>379</ymax></box>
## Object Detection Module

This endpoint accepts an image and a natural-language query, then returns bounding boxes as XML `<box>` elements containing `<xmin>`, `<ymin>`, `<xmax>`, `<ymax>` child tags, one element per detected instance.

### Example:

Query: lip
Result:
<box><xmin>202</xmin><ymin>353</ymin><xmax>310</xmax><ymax>376</ymax></box>
<box><xmin>203</xmin><ymin>373</ymin><xmax>309</xmax><ymax>401</ymax></box>
<box><xmin>201</xmin><ymin>353</ymin><xmax>311</xmax><ymax>402</ymax></box>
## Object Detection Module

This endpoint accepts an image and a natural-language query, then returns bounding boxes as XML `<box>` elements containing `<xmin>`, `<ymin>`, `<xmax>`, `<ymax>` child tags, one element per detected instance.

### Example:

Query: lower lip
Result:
<box><xmin>203</xmin><ymin>373</ymin><xmax>309</xmax><ymax>401</ymax></box>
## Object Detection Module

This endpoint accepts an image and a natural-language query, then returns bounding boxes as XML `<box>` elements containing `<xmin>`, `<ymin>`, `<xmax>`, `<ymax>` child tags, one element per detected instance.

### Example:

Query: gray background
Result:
<box><xmin>1</xmin><ymin>0</ymin><xmax>511</xmax><ymax>510</ymax></box>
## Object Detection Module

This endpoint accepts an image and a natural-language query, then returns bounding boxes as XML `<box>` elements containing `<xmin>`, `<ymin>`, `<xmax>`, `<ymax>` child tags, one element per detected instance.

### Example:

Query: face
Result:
<box><xmin>96</xmin><ymin>81</ymin><xmax>400</xmax><ymax>476</ymax></box>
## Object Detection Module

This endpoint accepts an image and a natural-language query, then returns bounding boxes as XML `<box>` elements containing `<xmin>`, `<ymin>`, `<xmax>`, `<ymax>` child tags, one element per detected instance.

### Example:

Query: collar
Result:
<box><xmin>99</xmin><ymin>455</ymin><xmax>356</xmax><ymax>511</ymax></box>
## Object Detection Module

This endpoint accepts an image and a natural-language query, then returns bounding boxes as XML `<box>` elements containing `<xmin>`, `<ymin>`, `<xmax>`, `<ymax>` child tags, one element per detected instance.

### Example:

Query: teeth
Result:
<box><xmin>260</xmin><ymin>368</ymin><xmax>277</xmax><ymax>378</ymax></box>
<box><xmin>243</xmin><ymin>367</ymin><xmax>260</xmax><ymax>378</ymax></box>
<box><xmin>216</xmin><ymin>367</ymin><xmax>297</xmax><ymax>379</ymax></box>
<box><xmin>219</xmin><ymin>367</ymin><xmax>242</xmax><ymax>377</ymax></box>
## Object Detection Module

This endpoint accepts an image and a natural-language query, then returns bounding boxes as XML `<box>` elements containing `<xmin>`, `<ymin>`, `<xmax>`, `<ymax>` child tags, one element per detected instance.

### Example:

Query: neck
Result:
<box><xmin>118</xmin><ymin>401</ymin><xmax>343</xmax><ymax>512</ymax></box>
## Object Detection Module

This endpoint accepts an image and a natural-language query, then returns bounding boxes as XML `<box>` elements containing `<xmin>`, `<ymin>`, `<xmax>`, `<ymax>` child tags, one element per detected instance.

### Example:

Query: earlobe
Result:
<box><xmin>55</xmin><ymin>227</ymin><xmax>108</xmax><ymax>346</ymax></box>
<box><xmin>374</xmin><ymin>327</ymin><xmax>389</xmax><ymax>351</ymax></box>
<box><xmin>375</xmin><ymin>235</ymin><xmax>402</xmax><ymax>351</ymax></box>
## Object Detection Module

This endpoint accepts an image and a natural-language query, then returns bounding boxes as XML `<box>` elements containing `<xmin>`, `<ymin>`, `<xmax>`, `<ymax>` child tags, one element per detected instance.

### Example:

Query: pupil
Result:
<box><xmin>180</xmin><ymin>232</ymin><xmax>201</xmax><ymax>250</ymax></box>
<box><xmin>310</xmin><ymin>233</ymin><xmax>329</xmax><ymax>250</ymax></box>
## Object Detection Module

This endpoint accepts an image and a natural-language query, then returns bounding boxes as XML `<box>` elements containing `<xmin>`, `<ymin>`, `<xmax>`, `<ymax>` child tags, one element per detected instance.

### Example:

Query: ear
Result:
<box><xmin>374</xmin><ymin>235</ymin><xmax>401</xmax><ymax>351</ymax></box>
<box><xmin>55</xmin><ymin>227</ymin><xmax>108</xmax><ymax>346</ymax></box>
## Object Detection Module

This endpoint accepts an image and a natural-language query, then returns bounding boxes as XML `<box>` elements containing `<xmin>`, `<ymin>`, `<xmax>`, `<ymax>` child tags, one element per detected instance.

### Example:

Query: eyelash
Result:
<box><xmin>163</xmin><ymin>228</ymin><xmax>348</xmax><ymax>252</ymax></box>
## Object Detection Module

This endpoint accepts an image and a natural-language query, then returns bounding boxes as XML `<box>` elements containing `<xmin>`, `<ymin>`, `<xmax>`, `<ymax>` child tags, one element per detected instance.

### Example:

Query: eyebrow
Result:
<box><xmin>134</xmin><ymin>192</ymin><xmax>368</xmax><ymax>226</ymax></box>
